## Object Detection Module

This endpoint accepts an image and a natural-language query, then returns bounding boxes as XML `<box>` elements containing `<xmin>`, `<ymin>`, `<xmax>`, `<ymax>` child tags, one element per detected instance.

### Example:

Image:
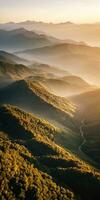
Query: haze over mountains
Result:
<box><xmin>0</xmin><ymin>28</ymin><xmax>59</xmax><ymax>52</ymax></box>
<box><xmin>17</xmin><ymin>42</ymin><xmax>100</xmax><ymax>85</ymax></box>
<box><xmin>0</xmin><ymin>21</ymin><xmax>100</xmax><ymax>46</ymax></box>
<box><xmin>0</xmin><ymin>21</ymin><xmax>100</xmax><ymax>200</ymax></box>
<box><xmin>32</xmin><ymin>74</ymin><xmax>94</xmax><ymax>97</ymax></box>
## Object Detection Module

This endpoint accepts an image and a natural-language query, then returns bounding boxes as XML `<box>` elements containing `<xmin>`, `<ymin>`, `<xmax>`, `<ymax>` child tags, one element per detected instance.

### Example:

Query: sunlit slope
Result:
<box><xmin>0</xmin><ymin>136</ymin><xmax>74</xmax><ymax>200</ymax></box>
<box><xmin>0</xmin><ymin>105</ymin><xmax>100</xmax><ymax>200</ymax></box>
<box><xmin>0</xmin><ymin>60</ymin><xmax>33</xmax><ymax>89</ymax></box>
<box><xmin>0</xmin><ymin>61</ymin><xmax>32</xmax><ymax>80</ymax></box>
<box><xmin>0</xmin><ymin>51</ymin><xmax>30</xmax><ymax>87</ymax></box>
<box><xmin>0</xmin><ymin>80</ymin><xmax>75</xmax><ymax>129</ymax></box>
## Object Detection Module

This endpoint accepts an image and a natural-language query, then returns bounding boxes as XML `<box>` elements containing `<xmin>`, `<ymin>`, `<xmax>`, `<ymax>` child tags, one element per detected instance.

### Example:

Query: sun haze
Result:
<box><xmin>0</xmin><ymin>0</ymin><xmax>100</xmax><ymax>23</ymax></box>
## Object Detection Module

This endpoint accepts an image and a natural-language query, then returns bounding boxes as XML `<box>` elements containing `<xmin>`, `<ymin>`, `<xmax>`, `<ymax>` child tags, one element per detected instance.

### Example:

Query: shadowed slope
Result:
<box><xmin>0</xmin><ymin>50</ymin><xmax>27</xmax><ymax>65</ymax></box>
<box><xmin>70</xmin><ymin>89</ymin><xmax>100</xmax><ymax>166</ymax></box>
<box><xmin>0</xmin><ymin>28</ymin><xmax>60</xmax><ymax>52</ymax></box>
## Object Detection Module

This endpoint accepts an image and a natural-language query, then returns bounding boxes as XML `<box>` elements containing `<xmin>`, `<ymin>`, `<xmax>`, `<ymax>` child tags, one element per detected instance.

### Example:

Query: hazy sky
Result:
<box><xmin>0</xmin><ymin>0</ymin><xmax>100</xmax><ymax>23</ymax></box>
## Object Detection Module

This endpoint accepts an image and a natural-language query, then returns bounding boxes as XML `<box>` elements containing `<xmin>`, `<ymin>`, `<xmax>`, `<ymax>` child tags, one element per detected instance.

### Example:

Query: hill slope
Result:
<box><xmin>0</xmin><ymin>60</ymin><xmax>33</xmax><ymax>89</ymax></box>
<box><xmin>0</xmin><ymin>62</ymin><xmax>32</xmax><ymax>80</ymax></box>
<box><xmin>0</xmin><ymin>79</ymin><xmax>82</xmax><ymax>152</ymax></box>
<box><xmin>70</xmin><ymin>89</ymin><xmax>100</xmax><ymax>166</ymax></box>
<box><xmin>70</xmin><ymin>88</ymin><xmax>100</xmax><ymax>121</ymax></box>
<box><xmin>0</xmin><ymin>80</ymin><xmax>75</xmax><ymax>128</ymax></box>
<box><xmin>0</xmin><ymin>105</ymin><xmax>100</xmax><ymax>200</ymax></box>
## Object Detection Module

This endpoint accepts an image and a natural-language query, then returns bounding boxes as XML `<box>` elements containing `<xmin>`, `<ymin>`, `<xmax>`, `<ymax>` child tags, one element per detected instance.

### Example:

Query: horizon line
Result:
<box><xmin>0</xmin><ymin>19</ymin><xmax>100</xmax><ymax>25</ymax></box>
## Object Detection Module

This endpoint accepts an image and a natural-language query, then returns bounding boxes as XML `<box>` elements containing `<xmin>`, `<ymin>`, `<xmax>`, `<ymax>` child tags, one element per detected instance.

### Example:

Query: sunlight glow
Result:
<box><xmin>0</xmin><ymin>0</ymin><xmax>100</xmax><ymax>23</ymax></box>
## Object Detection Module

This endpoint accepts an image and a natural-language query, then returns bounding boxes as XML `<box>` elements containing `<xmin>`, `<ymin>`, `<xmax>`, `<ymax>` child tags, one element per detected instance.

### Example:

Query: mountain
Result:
<box><xmin>1</xmin><ymin>21</ymin><xmax>100</xmax><ymax>46</ymax></box>
<box><xmin>0</xmin><ymin>56</ymin><xmax>70</xmax><ymax>89</ymax></box>
<box><xmin>18</xmin><ymin>43</ymin><xmax>100</xmax><ymax>85</ymax></box>
<box><xmin>0</xmin><ymin>51</ymin><xmax>74</xmax><ymax>80</ymax></box>
<box><xmin>0</xmin><ymin>105</ymin><xmax>74</xmax><ymax>200</ymax></box>
<box><xmin>0</xmin><ymin>79</ymin><xmax>83</xmax><ymax>153</ymax></box>
<box><xmin>0</xmin><ymin>104</ymin><xmax>100</xmax><ymax>200</ymax></box>
<box><xmin>0</xmin><ymin>76</ymin><xmax>82</xmax><ymax>153</ymax></box>
<box><xmin>0</xmin><ymin>55</ymin><xmax>93</xmax><ymax>97</ymax></box>
<box><xmin>0</xmin><ymin>50</ymin><xmax>28</xmax><ymax>65</ymax></box>
<box><xmin>0</xmin><ymin>28</ymin><xmax>59</xmax><ymax>52</ymax></box>
<box><xmin>0</xmin><ymin>52</ymin><xmax>32</xmax><ymax>88</ymax></box>
<box><xmin>0</xmin><ymin>80</ymin><xmax>75</xmax><ymax>129</ymax></box>
<box><xmin>0</xmin><ymin>62</ymin><xmax>32</xmax><ymax>81</ymax></box>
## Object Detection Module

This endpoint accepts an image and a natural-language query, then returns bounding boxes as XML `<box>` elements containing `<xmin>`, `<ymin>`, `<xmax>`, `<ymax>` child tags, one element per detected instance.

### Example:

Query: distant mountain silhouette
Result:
<box><xmin>0</xmin><ymin>28</ymin><xmax>59</xmax><ymax>51</ymax></box>
<box><xmin>1</xmin><ymin>20</ymin><xmax>100</xmax><ymax>46</ymax></box>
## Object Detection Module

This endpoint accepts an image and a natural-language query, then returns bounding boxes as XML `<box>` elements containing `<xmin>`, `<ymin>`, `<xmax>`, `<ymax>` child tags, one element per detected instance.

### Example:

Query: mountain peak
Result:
<box><xmin>59</xmin><ymin>21</ymin><xmax>74</xmax><ymax>25</ymax></box>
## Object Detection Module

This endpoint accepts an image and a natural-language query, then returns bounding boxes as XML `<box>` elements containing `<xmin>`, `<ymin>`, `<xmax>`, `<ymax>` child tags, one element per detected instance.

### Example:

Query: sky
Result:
<box><xmin>0</xmin><ymin>0</ymin><xmax>100</xmax><ymax>23</ymax></box>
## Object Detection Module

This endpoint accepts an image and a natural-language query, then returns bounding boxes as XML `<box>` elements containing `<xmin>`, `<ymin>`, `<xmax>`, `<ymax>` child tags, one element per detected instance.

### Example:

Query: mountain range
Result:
<box><xmin>0</xmin><ymin>50</ymin><xmax>94</xmax><ymax>96</ymax></box>
<box><xmin>0</xmin><ymin>21</ymin><xmax>100</xmax><ymax>46</ymax></box>
<box><xmin>0</xmin><ymin>22</ymin><xmax>100</xmax><ymax>200</ymax></box>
